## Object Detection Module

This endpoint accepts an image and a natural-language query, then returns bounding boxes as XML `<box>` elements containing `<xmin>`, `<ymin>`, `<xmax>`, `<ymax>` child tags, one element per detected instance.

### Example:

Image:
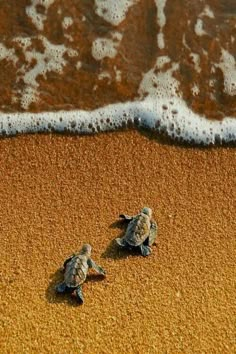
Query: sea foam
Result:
<box><xmin>0</xmin><ymin>97</ymin><xmax>235</xmax><ymax>145</ymax></box>
<box><xmin>0</xmin><ymin>0</ymin><xmax>235</xmax><ymax>145</ymax></box>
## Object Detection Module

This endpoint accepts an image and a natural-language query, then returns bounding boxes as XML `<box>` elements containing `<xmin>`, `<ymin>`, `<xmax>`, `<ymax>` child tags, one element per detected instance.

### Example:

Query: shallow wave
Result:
<box><xmin>1</xmin><ymin>97</ymin><xmax>235</xmax><ymax>145</ymax></box>
<box><xmin>0</xmin><ymin>0</ymin><xmax>235</xmax><ymax>144</ymax></box>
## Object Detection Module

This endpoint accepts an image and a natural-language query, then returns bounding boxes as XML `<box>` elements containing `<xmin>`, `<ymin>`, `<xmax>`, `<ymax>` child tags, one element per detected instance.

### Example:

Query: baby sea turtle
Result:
<box><xmin>55</xmin><ymin>244</ymin><xmax>105</xmax><ymax>304</ymax></box>
<box><xmin>116</xmin><ymin>207</ymin><xmax>158</xmax><ymax>256</ymax></box>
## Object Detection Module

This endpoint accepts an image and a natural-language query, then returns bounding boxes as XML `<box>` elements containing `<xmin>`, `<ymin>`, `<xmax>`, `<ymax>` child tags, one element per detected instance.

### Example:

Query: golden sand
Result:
<box><xmin>0</xmin><ymin>130</ymin><xmax>235</xmax><ymax>353</ymax></box>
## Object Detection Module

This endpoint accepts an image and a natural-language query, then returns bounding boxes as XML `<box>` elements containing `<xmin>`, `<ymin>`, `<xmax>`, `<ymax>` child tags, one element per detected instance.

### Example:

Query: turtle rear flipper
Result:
<box><xmin>116</xmin><ymin>237</ymin><xmax>127</xmax><ymax>247</ymax></box>
<box><xmin>55</xmin><ymin>282</ymin><xmax>67</xmax><ymax>293</ymax></box>
<box><xmin>140</xmin><ymin>244</ymin><xmax>152</xmax><ymax>257</ymax></box>
<box><xmin>75</xmin><ymin>286</ymin><xmax>84</xmax><ymax>304</ymax></box>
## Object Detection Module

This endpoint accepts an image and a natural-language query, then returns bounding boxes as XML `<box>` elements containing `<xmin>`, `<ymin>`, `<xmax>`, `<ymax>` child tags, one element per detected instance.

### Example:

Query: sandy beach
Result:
<box><xmin>0</xmin><ymin>0</ymin><xmax>235</xmax><ymax>352</ymax></box>
<box><xmin>0</xmin><ymin>129</ymin><xmax>235</xmax><ymax>353</ymax></box>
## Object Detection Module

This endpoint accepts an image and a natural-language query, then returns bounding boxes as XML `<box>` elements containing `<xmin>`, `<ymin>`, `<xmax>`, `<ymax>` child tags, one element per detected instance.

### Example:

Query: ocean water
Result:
<box><xmin>0</xmin><ymin>0</ymin><xmax>235</xmax><ymax>144</ymax></box>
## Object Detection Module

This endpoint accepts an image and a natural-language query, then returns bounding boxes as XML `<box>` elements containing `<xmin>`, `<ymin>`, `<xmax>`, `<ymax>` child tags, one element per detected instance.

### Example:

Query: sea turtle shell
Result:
<box><xmin>64</xmin><ymin>254</ymin><xmax>89</xmax><ymax>289</ymax></box>
<box><xmin>124</xmin><ymin>212</ymin><xmax>151</xmax><ymax>246</ymax></box>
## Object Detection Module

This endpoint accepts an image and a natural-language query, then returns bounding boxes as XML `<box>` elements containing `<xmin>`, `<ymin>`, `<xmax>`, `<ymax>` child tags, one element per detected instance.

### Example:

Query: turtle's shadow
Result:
<box><xmin>101</xmin><ymin>238</ymin><xmax>142</xmax><ymax>260</ymax></box>
<box><xmin>102</xmin><ymin>219</ymin><xmax>142</xmax><ymax>260</ymax></box>
<box><xmin>109</xmin><ymin>219</ymin><xmax>128</xmax><ymax>230</ymax></box>
<box><xmin>45</xmin><ymin>269</ymin><xmax>105</xmax><ymax>306</ymax></box>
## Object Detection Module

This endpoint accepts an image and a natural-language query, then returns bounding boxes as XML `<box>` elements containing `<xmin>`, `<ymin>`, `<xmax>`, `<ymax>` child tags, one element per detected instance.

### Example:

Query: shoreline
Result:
<box><xmin>0</xmin><ymin>98</ymin><xmax>236</xmax><ymax>145</ymax></box>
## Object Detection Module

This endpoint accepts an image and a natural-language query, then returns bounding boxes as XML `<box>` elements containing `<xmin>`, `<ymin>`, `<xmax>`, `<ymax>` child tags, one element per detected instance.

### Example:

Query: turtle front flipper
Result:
<box><xmin>148</xmin><ymin>221</ymin><xmax>158</xmax><ymax>246</ymax></box>
<box><xmin>55</xmin><ymin>282</ymin><xmax>67</xmax><ymax>293</ymax></box>
<box><xmin>119</xmin><ymin>214</ymin><xmax>134</xmax><ymax>221</ymax></box>
<box><xmin>140</xmin><ymin>244</ymin><xmax>152</xmax><ymax>257</ymax></box>
<box><xmin>87</xmin><ymin>259</ymin><xmax>106</xmax><ymax>275</ymax></box>
<box><xmin>75</xmin><ymin>286</ymin><xmax>84</xmax><ymax>304</ymax></box>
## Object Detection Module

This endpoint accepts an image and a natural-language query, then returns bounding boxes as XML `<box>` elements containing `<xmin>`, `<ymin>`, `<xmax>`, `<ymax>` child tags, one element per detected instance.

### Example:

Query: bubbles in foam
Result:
<box><xmin>92</xmin><ymin>32</ymin><xmax>122</xmax><ymax>61</ymax></box>
<box><xmin>215</xmin><ymin>49</ymin><xmax>236</xmax><ymax>96</ymax></box>
<box><xmin>155</xmin><ymin>0</ymin><xmax>167</xmax><ymax>49</ymax></box>
<box><xmin>98</xmin><ymin>72</ymin><xmax>112</xmax><ymax>83</ymax></box>
<box><xmin>191</xmin><ymin>84</ymin><xmax>200</xmax><ymax>96</ymax></box>
<box><xmin>200</xmin><ymin>5</ymin><xmax>215</xmax><ymax>19</ymax></box>
<box><xmin>157</xmin><ymin>33</ymin><xmax>164</xmax><ymax>50</ymax></box>
<box><xmin>7</xmin><ymin>35</ymin><xmax>79</xmax><ymax>109</ymax></box>
<box><xmin>62</xmin><ymin>17</ymin><xmax>73</xmax><ymax>30</ymax></box>
<box><xmin>0</xmin><ymin>0</ymin><xmax>235</xmax><ymax>146</ymax></box>
<box><xmin>194</xmin><ymin>19</ymin><xmax>207</xmax><ymax>36</ymax></box>
<box><xmin>67</xmin><ymin>48</ymin><xmax>79</xmax><ymax>57</ymax></box>
<box><xmin>114</xmin><ymin>66</ymin><xmax>122</xmax><ymax>82</ymax></box>
<box><xmin>0</xmin><ymin>44</ymin><xmax>18</xmax><ymax>65</ymax></box>
<box><xmin>76</xmin><ymin>61</ymin><xmax>82</xmax><ymax>70</ymax></box>
<box><xmin>20</xmin><ymin>87</ymin><xmax>38</xmax><ymax>111</ymax></box>
<box><xmin>94</xmin><ymin>0</ymin><xmax>138</xmax><ymax>26</ymax></box>
<box><xmin>26</xmin><ymin>0</ymin><xmax>55</xmax><ymax>31</ymax></box>
<box><xmin>190</xmin><ymin>53</ymin><xmax>201</xmax><ymax>73</ymax></box>
<box><xmin>156</xmin><ymin>56</ymin><xmax>170</xmax><ymax>68</ymax></box>
<box><xmin>139</xmin><ymin>59</ymin><xmax>180</xmax><ymax>99</ymax></box>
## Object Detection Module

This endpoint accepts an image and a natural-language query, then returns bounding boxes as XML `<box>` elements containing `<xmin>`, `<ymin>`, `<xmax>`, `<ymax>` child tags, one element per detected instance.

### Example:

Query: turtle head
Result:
<box><xmin>141</xmin><ymin>207</ymin><xmax>152</xmax><ymax>218</ymax></box>
<box><xmin>80</xmin><ymin>244</ymin><xmax>92</xmax><ymax>256</ymax></box>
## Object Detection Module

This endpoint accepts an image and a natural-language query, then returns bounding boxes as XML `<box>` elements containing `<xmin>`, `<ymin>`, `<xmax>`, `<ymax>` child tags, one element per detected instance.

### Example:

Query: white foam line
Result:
<box><xmin>0</xmin><ymin>98</ymin><xmax>235</xmax><ymax>145</ymax></box>
<box><xmin>139</xmin><ymin>98</ymin><xmax>236</xmax><ymax>144</ymax></box>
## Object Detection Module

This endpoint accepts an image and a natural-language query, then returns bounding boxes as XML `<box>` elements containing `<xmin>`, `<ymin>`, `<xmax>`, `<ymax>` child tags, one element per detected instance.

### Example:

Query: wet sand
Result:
<box><xmin>0</xmin><ymin>130</ymin><xmax>235</xmax><ymax>353</ymax></box>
